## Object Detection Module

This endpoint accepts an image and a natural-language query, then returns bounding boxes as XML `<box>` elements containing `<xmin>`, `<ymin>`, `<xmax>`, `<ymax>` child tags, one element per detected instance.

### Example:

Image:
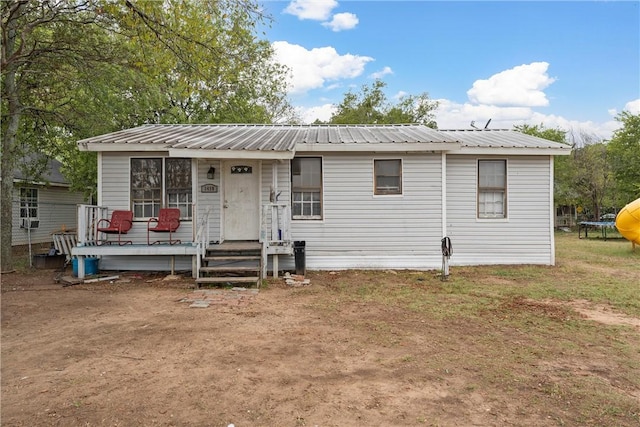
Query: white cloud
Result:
<box><xmin>284</xmin><ymin>0</ymin><xmax>338</xmax><ymax>21</ymax></box>
<box><xmin>294</xmin><ymin>61</ymin><xmax>624</xmax><ymax>140</ymax></box>
<box><xmin>393</xmin><ymin>91</ymin><xmax>408</xmax><ymax>100</ymax></box>
<box><xmin>369</xmin><ymin>66</ymin><xmax>393</xmax><ymax>79</ymax></box>
<box><xmin>624</xmin><ymin>99</ymin><xmax>640</xmax><ymax>114</ymax></box>
<box><xmin>297</xmin><ymin>104</ymin><xmax>336</xmax><ymax>123</ymax></box>
<box><xmin>607</xmin><ymin>99</ymin><xmax>639</xmax><ymax>119</ymax></box>
<box><xmin>322</xmin><ymin>12</ymin><xmax>359</xmax><ymax>31</ymax></box>
<box><xmin>272</xmin><ymin>41</ymin><xmax>373</xmax><ymax>94</ymax></box>
<box><xmin>434</xmin><ymin>98</ymin><xmax>619</xmax><ymax>141</ymax></box>
<box><xmin>434</xmin><ymin>99</ymin><xmax>533</xmax><ymax>130</ymax></box>
<box><xmin>525</xmin><ymin>113</ymin><xmax>618</xmax><ymax>142</ymax></box>
<box><xmin>467</xmin><ymin>62</ymin><xmax>556</xmax><ymax>107</ymax></box>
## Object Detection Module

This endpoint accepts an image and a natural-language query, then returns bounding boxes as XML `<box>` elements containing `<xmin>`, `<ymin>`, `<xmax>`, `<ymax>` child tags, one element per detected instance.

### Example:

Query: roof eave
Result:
<box><xmin>456</xmin><ymin>147</ymin><xmax>572</xmax><ymax>156</ymax></box>
<box><xmin>168</xmin><ymin>148</ymin><xmax>295</xmax><ymax>160</ymax></box>
<box><xmin>78</xmin><ymin>142</ymin><xmax>172</xmax><ymax>152</ymax></box>
<box><xmin>295</xmin><ymin>142</ymin><xmax>461</xmax><ymax>153</ymax></box>
<box><xmin>13</xmin><ymin>178</ymin><xmax>70</xmax><ymax>187</ymax></box>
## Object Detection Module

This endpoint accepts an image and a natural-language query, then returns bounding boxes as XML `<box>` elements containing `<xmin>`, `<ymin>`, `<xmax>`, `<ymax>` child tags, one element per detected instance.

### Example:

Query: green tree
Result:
<box><xmin>570</xmin><ymin>141</ymin><xmax>613</xmax><ymax>220</ymax></box>
<box><xmin>514</xmin><ymin>124</ymin><xmax>618</xmax><ymax>219</ymax></box>
<box><xmin>607</xmin><ymin>111</ymin><xmax>640</xmax><ymax>203</ymax></box>
<box><xmin>328</xmin><ymin>80</ymin><xmax>438</xmax><ymax>127</ymax></box>
<box><xmin>1</xmin><ymin>0</ymin><xmax>291</xmax><ymax>271</ymax></box>
<box><xmin>513</xmin><ymin>124</ymin><xmax>576</xmax><ymax>207</ymax></box>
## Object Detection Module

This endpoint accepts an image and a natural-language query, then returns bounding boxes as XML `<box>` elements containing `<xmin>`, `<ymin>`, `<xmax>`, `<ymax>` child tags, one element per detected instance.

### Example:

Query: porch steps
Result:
<box><xmin>196</xmin><ymin>276</ymin><xmax>259</xmax><ymax>284</ymax></box>
<box><xmin>196</xmin><ymin>241</ymin><xmax>262</xmax><ymax>288</ymax></box>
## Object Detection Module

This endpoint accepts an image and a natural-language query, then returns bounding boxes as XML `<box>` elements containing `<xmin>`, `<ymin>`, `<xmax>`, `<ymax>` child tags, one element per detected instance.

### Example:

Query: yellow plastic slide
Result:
<box><xmin>615</xmin><ymin>198</ymin><xmax>640</xmax><ymax>245</ymax></box>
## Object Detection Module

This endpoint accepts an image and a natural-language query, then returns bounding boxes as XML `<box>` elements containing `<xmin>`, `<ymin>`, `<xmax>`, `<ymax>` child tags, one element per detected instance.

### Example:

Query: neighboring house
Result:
<box><xmin>72</xmin><ymin>124</ymin><xmax>571</xmax><ymax>280</ymax></box>
<box><xmin>11</xmin><ymin>156</ymin><xmax>87</xmax><ymax>248</ymax></box>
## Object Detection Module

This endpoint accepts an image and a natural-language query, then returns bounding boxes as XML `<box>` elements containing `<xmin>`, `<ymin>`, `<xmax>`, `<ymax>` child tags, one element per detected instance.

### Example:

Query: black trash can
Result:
<box><xmin>293</xmin><ymin>241</ymin><xmax>306</xmax><ymax>276</ymax></box>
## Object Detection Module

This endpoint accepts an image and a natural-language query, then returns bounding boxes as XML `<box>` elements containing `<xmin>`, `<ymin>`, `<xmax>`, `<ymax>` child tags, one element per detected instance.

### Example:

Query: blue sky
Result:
<box><xmin>261</xmin><ymin>0</ymin><xmax>640</xmax><ymax>139</ymax></box>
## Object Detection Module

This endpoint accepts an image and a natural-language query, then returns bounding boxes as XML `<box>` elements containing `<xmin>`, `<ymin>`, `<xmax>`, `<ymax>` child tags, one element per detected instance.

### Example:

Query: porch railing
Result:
<box><xmin>193</xmin><ymin>207</ymin><xmax>212</xmax><ymax>279</ymax></box>
<box><xmin>77</xmin><ymin>204</ymin><xmax>109</xmax><ymax>246</ymax></box>
<box><xmin>261</xmin><ymin>202</ymin><xmax>291</xmax><ymax>247</ymax></box>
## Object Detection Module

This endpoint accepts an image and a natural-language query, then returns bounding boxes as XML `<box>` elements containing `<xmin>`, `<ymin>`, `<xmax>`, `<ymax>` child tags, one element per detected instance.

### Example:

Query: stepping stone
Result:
<box><xmin>189</xmin><ymin>300</ymin><xmax>210</xmax><ymax>308</ymax></box>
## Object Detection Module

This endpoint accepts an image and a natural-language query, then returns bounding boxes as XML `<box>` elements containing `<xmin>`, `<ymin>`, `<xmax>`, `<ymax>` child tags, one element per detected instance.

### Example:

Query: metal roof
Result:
<box><xmin>439</xmin><ymin>129</ymin><xmax>571</xmax><ymax>151</ymax></box>
<box><xmin>78</xmin><ymin>124</ymin><xmax>457</xmax><ymax>150</ymax></box>
<box><xmin>296</xmin><ymin>124</ymin><xmax>457</xmax><ymax>144</ymax></box>
<box><xmin>77</xmin><ymin>124</ymin><xmax>571</xmax><ymax>157</ymax></box>
<box><xmin>78</xmin><ymin>124</ymin><xmax>301</xmax><ymax>151</ymax></box>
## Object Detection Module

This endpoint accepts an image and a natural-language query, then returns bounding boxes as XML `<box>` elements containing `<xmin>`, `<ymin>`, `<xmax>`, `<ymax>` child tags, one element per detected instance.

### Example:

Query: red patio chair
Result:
<box><xmin>96</xmin><ymin>210</ymin><xmax>133</xmax><ymax>245</ymax></box>
<box><xmin>147</xmin><ymin>208</ymin><xmax>181</xmax><ymax>245</ymax></box>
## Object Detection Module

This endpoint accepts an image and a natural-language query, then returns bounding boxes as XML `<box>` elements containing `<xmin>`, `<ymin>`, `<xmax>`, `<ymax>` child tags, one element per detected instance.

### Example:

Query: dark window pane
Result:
<box><xmin>375</xmin><ymin>160</ymin><xmax>402</xmax><ymax>195</ymax></box>
<box><xmin>291</xmin><ymin>157</ymin><xmax>322</xmax><ymax>219</ymax></box>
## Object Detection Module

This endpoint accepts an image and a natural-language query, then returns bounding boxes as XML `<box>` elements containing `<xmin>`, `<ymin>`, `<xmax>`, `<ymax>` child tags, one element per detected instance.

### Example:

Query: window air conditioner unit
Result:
<box><xmin>21</xmin><ymin>218</ymin><xmax>40</xmax><ymax>229</ymax></box>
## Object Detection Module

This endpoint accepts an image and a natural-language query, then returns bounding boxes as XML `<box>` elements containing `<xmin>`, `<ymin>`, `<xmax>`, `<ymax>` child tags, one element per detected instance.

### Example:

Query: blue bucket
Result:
<box><xmin>72</xmin><ymin>257</ymin><xmax>99</xmax><ymax>277</ymax></box>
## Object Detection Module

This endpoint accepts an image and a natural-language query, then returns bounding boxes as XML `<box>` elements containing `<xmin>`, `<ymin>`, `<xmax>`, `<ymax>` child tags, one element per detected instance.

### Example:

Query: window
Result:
<box><xmin>374</xmin><ymin>159</ymin><xmax>402</xmax><ymax>195</ymax></box>
<box><xmin>19</xmin><ymin>188</ymin><xmax>38</xmax><ymax>219</ymax></box>
<box><xmin>478</xmin><ymin>159</ymin><xmax>507</xmax><ymax>218</ymax></box>
<box><xmin>291</xmin><ymin>157</ymin><xmax>322</xmax><ymax>219</ymax></box>
<box><xmin>131</xmin><ymin>158</ymin><xmax>192</xmax><ymax>219</ymax></box>
<box><xmin>165</xmin><ymin>158</ymin><xmax>193</xmax><ymax>218</ymax></box>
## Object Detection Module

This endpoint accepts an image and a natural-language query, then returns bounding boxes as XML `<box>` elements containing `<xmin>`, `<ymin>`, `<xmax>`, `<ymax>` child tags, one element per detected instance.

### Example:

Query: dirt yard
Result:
<box><xmin>2</xmin><ymin>265</ymin><xmax>639</xmax><ymax>426</ymax></box>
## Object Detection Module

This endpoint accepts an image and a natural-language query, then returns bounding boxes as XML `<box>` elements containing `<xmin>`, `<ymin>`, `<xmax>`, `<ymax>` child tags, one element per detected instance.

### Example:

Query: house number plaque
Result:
<box><xmin>200</xmin><ymin>184</ymin><xmax>218</xmax><ymax>193</ymax></box>
<box><xmin>231</xmin><ymin>165</ymin><xmax>252</xmax><ymax>174</ymax></box>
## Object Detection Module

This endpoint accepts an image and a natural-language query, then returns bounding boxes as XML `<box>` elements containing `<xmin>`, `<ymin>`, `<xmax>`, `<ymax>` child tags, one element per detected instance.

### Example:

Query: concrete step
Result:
<box><xmin>204</xmin><ymin>255</ymin><xmax>260</xmax><ymax>262</ymax></box>
<box><xmin>196</xmin><ymin>276</ymin><xmax>259</xmax><ymax>284</ymax></box>
<box><xmin>200</xmin><ymin>266</ymin><xmax>259</xmax><ymax>273</ymax></box>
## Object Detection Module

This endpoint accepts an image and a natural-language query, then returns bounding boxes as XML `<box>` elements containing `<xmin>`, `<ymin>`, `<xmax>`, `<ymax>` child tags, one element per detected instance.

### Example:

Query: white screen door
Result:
<box><xmin>223</xmin><ymin>161</ymin><xmax>260</xmax><ymax>240</ymax></box>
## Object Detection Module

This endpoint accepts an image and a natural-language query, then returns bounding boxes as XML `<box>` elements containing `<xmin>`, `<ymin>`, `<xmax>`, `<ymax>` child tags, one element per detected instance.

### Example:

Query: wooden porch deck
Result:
<box><xmin>71</xmin><ymin>243</ymin><xmax>200</xmax><ymax>279</ymax></box>
<box><xmin>72</xmin><ymin>243</ymin><xmax>200</xmax><ymax>257</ymax></box>
<box><xmin>70</xmin><ymin>241</ymin><xmax>266</xmax><ymax>281</ymax></box>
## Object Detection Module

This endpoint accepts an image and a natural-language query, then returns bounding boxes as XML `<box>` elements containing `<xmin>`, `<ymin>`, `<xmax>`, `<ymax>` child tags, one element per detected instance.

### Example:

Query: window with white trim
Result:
<box><xmin>478</xmin><ymin>159</ymin><xmax>507</xmax><ymax>218</ymax></box>
<box><xmin>131</xmin><ymin>158</ymin><xmax>192</xmax><ymax>219</ymax></box>
<box><xmin>291</xmin><ymin>157</ymin><xmax>322</xmax><ymax>219</ymax></box>
<box><xmin>374</xmin><ymin>159</ymin><xmax>402</xmax><ymax>195</ymax></box>
<box><xmin>19</xmin><ymin>188</ymin><xmax>38</xmax><ymax>219</ymax></box>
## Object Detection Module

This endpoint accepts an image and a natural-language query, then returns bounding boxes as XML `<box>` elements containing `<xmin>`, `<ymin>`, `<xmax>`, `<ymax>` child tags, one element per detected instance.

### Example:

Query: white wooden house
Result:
<box><xmin>72</xmin><ymin>124</ymin><xmax>570</xmax><ymax>283</ymax></box>
<box><xmin>12</xmin><ymin>156</ymin><xmax>86</xmax><ymax>249</ymax></box>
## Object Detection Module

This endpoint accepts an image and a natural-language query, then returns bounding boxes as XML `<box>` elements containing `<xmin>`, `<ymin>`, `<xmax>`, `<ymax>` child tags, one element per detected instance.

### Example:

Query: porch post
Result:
<box><xmin>77</xmin><ymin>256</ymin><xmax>86</xmax><ymax>279</ymax></box>
<box><xmin>272</xmin><ymin>161</ymin><xmax>278</xmax><ymax>200</ymax></box>
<box><xmin>271</xmin><ymin>161</ymin><xmax>279</xmax><ymax>277</ymax></box>
<box><xmin>273</xmin><ymin>254</ymin><xmax>279</xmax><ymax>278</ymax></box>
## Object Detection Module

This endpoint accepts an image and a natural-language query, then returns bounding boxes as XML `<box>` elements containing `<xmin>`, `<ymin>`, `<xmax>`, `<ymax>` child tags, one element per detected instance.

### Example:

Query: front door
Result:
<box><xmin>223</xmin><ymin>160</ymin><xmax>260</xmax><ymax>240</ymax></box>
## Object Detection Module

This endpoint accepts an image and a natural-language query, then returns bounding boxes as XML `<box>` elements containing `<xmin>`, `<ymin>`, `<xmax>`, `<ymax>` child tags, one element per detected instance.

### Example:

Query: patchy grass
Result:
<box><xmin>2</xmin><ymin>231</ymin><xmax>638</xmax><ymax>426</ymax></box>
<box><xmin>303</xmin><ymin>231</ymin><xmax>640</xmax><ymax>426</ymax></box>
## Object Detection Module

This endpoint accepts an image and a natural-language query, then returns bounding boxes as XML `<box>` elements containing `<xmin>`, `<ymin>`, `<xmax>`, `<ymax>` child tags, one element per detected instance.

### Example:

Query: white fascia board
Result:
<box><xmin>457</xmin><ymin>147</ymin><xmax>572</xmax><ymax>156</ymax></box>
<box><xmin>295</xmin><ymin>142</ymin><xmax>461</xmax><ymax>153</ymax></box>
<box><xmin>12</xmin><ymin>179</ymin><xmax>69</xmax><ymax>188</ymax></box>
<box><xmin>168</xmin><ymin>148</ymin><xmax>295</xmax><ymax>160</ymax></box>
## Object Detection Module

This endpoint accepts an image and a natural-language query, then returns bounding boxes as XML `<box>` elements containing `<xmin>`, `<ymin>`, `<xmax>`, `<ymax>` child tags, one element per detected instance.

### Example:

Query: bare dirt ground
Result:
<box><xmin>2</xmin><ymin>267</ymin><xmax>639</xmax><ymax>427</ymax></box>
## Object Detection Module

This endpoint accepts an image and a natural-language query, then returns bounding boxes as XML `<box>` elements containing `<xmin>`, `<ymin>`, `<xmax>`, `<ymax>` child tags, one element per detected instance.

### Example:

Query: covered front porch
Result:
<box><xmin>70</xmin><ymin>201</ymin><xmax>293</xmax><ymax>283</ymax></box>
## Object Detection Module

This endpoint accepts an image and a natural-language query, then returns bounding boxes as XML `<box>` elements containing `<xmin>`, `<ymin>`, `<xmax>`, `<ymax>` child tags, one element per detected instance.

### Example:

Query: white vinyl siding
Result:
<box><xmin>447</xmin><ymin>155</ymin><xmax>554</xmax><ymax>265</ymax></box>
<box><xmin>11</xmin><ymin>186</ymin><xmax>86</xmax><ymax>246</ymax></box>
<box><xmin>289</xmin><ymin>153</ymin><xmax>443</xmax><ymax>269</ymax></box>
<box><xmin>196</xmin><ymin>159</ymin><xmax>222</xmax><ymax>244</ymax></box>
